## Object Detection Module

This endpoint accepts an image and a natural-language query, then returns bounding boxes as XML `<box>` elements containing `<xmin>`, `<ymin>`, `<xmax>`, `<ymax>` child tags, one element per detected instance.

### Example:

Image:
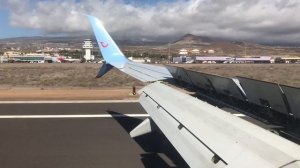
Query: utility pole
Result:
<box><xmin>244</xmin><ymin>43</ymin><xmax>247</xmax><ymax>57</ymax></box>
<box><xmin>168</xmin><ymin>43</ymin><xmax>171</xmax><ymax>63</ymax></box>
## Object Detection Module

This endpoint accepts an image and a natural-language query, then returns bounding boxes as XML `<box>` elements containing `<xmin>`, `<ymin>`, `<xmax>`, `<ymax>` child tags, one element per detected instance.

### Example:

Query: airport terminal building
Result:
<box><xmin>1</xmin><ymin>54</ymin><xmax>56</xmax><ymax>63</ymax></box>
<box><xmin>11</xmin><ymin>55</ymin><xmax>46</xmax><ymax>63</ymax></box>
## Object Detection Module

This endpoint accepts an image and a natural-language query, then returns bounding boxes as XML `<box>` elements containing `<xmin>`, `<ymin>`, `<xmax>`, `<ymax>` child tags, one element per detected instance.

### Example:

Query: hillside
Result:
<box><xmin>1</xmin><ymin>34</ymin><xmax>300</xmax><ymax>57</ymax></box>
<box><xmin>173</xmin><ymin>34</ymin><xmax>215</xmax><ymax>46</ymax></box>
<box><xmin>169</xmin><ymin>34</ymin><xmax>300</xmax><ymax>56</ymax></box>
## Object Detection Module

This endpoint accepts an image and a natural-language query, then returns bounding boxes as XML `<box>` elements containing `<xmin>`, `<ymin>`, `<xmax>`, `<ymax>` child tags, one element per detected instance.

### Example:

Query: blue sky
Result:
<box><xmin>1</xmin><ymin>0</ymin><xmax>300</xmax><ymax>44</ymax></box>
<box><xmin>0</xmin><ymin>10</ymin><xmax>42</xmax><ymax>39</ymax></box>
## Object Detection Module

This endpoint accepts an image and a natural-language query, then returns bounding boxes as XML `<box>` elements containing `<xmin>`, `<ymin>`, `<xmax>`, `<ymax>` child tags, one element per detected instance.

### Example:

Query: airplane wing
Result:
<box><xmin>86</xmin><ymin>15</ymin><xmax>300</xmax><ymax>167</ymax></box>
<box><xmin>87</xmin><ymin>15</ymin><xmax>172</xmax><ymax>82</ymax></box>
<box><xmin>132</xmin><ymin>82</ymin><xmax>300</xmax><ymax>167</ymax></box>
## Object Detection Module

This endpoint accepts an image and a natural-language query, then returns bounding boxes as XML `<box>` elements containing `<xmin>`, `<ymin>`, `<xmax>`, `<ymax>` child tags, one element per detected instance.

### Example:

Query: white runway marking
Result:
<box><xmin>233</xmin><ymin>113</ymin><xmax>246</xmax><ymax>117</ymax></box>
<box><xmin>0</xmin><ymin>100</ymin><xmax>138</xmax><ymax>104</ymax></box>
<box><xmin>0</xmin><ymin>114</ymin><xmax>150</xmax><ymax>119</ymax></box>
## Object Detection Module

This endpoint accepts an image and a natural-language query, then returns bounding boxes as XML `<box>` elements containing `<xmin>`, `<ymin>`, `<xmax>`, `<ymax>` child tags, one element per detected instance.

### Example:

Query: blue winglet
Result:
<box><xmin>87</xmin><ymin>15</ymin><xmax>128</xmax><ymax>71</ymax></box>
<box><xmin>96</xmin><ymin>62</ymin><xmax>113</xmax><ymax>78</ymax></box>
<box><xmin>87</xmin><ymin>15</ymin><xmax>172</xmax><ymax>82</ymax></box>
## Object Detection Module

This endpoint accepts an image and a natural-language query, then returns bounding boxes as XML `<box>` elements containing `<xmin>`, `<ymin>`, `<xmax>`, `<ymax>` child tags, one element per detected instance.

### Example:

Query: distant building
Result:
<box><xmin>191</xmin><ymin>49</ymin><xmax>200</xmax><ymax>55</ymax></box>
<box><xmin>208</xmin><ymin>49</ymin><xmax>215</xmax><ymax>54</ymax></box>
<box><xmin>82</xmin><ymin>39</ymin><xmax>94</xmax><ymax>62</ymax></box>
<box><xmin>234</xmin><ymin>56</ymin><xmax>271</xmax><ymax>63</ymax></box>
<box><xmin>5</xmin><ymin>53</ymin><xmax>52</xmax><ymax>63</ymax></box>
<box><xmin>11</xmin><ymin>55</ymin><xmax>45</xmax><ymax>63</ymax></box>
<box><xmin>173</xmin><ymin>56</ymin><xmax>192</xmax><ymax>63</ymax></box>
<box><xmin>179</xmin><ymin>49</ymin><xmax>188</xmax><ymax>55</ymax></box>
<box><xmin>128</xmin><ymin>57</ymin><xmax>145</xmax><ymax>63</ymax></box>
<box><xmin>196</xmin><ymin>56</ymin><xmax>232</xmax><ymax>63</ymax></box>
<box><xmin>1</xmin><ymin>56</ymin><xmax>8</xmax><ymax>63</ymax></box>
<box><xmin>280</xmin><ymin>57</ymin><xmax>300</xmax><ymax>63</ymax></box>
<box><xmin>26</xmin><ymin>53</ymin><xmax>48</xmax><ymax>57</ymax></box>
<box><xmin>195</xmin><ymin>56</ymin><xmax>271</xmax><ymax>63</ymax></box>
<box><xmin>4</xmin><ymin>51</ymin><xmax>21</xmax><ymax>57</ymax></box>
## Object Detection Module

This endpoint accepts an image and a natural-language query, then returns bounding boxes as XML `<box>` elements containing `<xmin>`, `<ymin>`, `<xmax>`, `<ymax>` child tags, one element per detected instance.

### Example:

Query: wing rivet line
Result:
<box><xmin>142</xmin><ymin>91</ymin><xmax>228</xmax><ymax>165</ymax></box>
<box><xmin>178</xmin><ymin>123</ymin><xmax>184</xmax><ymax>130</ymax></box>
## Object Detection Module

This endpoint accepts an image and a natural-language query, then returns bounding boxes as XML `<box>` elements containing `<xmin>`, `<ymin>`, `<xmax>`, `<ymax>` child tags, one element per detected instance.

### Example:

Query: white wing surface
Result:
<box><xmin>86</xmin><ymin>15</ymin><xmax>300</xmax><ymax>168</ymax></box>
<box><xmin>135</xmin><ymin>82</ymin><xmax>300</xmax><ymax>168</ymax></box>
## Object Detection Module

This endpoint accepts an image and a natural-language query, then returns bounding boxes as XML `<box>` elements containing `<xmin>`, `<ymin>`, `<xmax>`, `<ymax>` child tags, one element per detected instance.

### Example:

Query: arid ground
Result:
<box><xmin>0</xmin><ymin>63</ymin><xmax>299</xmax><ymax>100</ymax></box>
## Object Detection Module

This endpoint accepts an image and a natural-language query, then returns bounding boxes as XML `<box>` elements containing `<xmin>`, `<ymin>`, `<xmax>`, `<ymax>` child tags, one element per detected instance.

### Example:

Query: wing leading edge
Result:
<box><xmin>87</xmin><ymin>15</ymin><xmax>172</xmax><ymax>82</ymax></box>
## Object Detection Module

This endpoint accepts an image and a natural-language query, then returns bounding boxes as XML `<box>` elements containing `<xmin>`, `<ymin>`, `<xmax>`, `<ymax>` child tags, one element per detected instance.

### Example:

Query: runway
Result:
<box><xmin>0</xmin><ymin>101</ymin><xmax>188</xmax><ymax>168</ymax></box>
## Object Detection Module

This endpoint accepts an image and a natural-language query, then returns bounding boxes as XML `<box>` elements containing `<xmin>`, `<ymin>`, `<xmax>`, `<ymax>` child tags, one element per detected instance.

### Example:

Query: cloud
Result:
<box><xmin>3</xmin><ymin>0</ymin><xmax>300</xmax><ymax>44</ymax></box>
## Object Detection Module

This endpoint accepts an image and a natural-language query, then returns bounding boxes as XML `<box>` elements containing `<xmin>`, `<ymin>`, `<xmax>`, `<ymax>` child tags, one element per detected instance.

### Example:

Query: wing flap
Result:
<box><xmin>139</xmin><ymin>82</ymin><xmax>300</xmax><ymax>167</ymax></box>
<box><xmin>139</xmin><ymin>90</ymin><xmax>226</xmax><ymax>167</ymax></box>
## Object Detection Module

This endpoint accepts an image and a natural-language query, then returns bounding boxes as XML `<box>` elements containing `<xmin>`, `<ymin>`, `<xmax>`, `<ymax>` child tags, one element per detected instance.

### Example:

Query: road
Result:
<box><xmin>0</xmin><ymin>101</ymin><xmax>188</xmax><ymax>168</ymax></box>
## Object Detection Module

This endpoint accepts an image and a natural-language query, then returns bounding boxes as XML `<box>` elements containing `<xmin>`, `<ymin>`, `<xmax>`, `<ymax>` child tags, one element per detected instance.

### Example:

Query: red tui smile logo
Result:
<box><xmin>100</xmin><ymin>42</ymin><xmax>109</xmax><ymax>48</ymax></box>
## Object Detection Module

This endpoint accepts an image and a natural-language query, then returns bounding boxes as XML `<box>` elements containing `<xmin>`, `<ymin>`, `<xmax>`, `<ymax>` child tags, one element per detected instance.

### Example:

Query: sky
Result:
<box><xmin>0</xmin><ymin>0</ymin><xmax>300</xmax><ymax>44</ymax></box>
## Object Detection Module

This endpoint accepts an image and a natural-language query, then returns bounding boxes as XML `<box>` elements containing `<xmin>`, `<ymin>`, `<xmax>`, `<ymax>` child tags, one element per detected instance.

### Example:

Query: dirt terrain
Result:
<box><xmin>0</xmin><ymin>63</ymin><xmax>299</xmax><ymax>100</ymax></box>
<box><xmin>0</xmin><ymin>87</ymin><xmax>139</xmax><ymax>101</ymax></box>
<box><xmin>0</xmin><ymin>64</ymin><xmax>142</xmax><ymax>100</ymax></box>
<box><xmin>0</xmin><ymin>63</ymin><xmax>142</xmax><ymax>87</ymax></box>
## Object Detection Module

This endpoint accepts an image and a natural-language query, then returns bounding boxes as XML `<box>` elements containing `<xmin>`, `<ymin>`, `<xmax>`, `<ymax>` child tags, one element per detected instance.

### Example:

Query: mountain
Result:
<box><xmin>170</xmin><ymin>34</ymin><xmax>300</xmax><ymax>56</ymax></box>
<box><xmin>171</xmin><ymin>33</ymin><xmax>253</xmax><ymax>48</ymax></box>
<box><xmin>0</xmin><ymin>35</ymin><xmax>96</xmax><ymax>44</ymax></box>
<box><xmin>173</xmin><ymin>34</ymin><xmax>215</xmax><ymax>46</ymax></box>
<box><xmin>1</xmin><ymin>34</ymin><xmax>300</xmax><ymax>56</ymax></box>
<box><xmin>0</xmin><ymin>35</ymin><xmax>165</xmax><ymax>47</ymax></box>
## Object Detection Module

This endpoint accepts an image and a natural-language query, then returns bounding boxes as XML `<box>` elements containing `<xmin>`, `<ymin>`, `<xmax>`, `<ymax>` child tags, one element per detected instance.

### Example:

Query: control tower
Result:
<box><xmin>82</xmin><ymin>39</ymin><xmax>94</xmax><ymax>62</ymax></box>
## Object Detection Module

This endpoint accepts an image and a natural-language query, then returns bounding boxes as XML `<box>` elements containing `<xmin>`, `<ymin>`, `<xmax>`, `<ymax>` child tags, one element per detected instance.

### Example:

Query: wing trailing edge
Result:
<box><xmin>137</xmin><ymin>82</ymin><xmax>300</xmax><ymax>168</ymax></box>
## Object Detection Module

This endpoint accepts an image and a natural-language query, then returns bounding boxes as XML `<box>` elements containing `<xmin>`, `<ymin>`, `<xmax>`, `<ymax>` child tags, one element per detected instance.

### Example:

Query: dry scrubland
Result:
<box><xmin>0</xmin><ymin>64</ymin><xmax>143</xmax><ymax>100</ymax></box>
<box><xmin>0</xmin><ymin>63</ymin><xmax>299</xmax><ymax>88</ymax></box>
<box><xmin>0</xmin><ymin>64</ymin><xmax>142</xmax><ymax>88</ymax></box>
<box><xmin>176</xmin><ymin>64</ymin><xmax>300</xmax><ymax>88</ymax></box>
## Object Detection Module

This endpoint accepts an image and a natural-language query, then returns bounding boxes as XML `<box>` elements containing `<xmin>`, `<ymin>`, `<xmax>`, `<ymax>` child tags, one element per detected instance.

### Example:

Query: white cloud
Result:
<box><xmin>3</xmin><ymin>0</ymin><xmax>300</xmax><ymax>44</ymax></box>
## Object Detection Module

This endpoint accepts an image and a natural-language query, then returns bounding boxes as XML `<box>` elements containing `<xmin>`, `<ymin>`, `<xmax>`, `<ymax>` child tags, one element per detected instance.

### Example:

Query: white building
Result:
<box><xmin>3</xmin><ymin>51</ymin><xmax>21</xmax><ymax>57</ymax></box>
<box><xmin>173</xmin><ymin>56</ymin><xmax>192</xmax><ymax>63</ymax></box>
<box><xmin>26</xmin><ymin>53</ymin><xmax>48</xmax><ymax>57</ymax></box>
<box><xmin>179</xmin><ymin>49</ymin><xmax>188</xmax><ymax>55</ymax></box>
<box><xmin>208</xmin><ymin>49</ymin><xmax>215</xmax><ymax>54</ymax></box>
<box><xmin>191</xmin><ymin>49</ymin><xmax>200</xmax><ymax>55</ymax></box>
<box><xmin>128</xmin><ymin>57</ymin><xmax>145</xmax><ymax>63</ymax></box>
<box><xmin>83</xmin><ymin>39</ymin><xmax>95</xmax><ymax>62</ymax></box>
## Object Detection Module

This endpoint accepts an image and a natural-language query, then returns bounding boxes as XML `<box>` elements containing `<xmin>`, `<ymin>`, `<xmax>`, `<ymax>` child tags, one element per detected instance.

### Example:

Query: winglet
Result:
<box><xmin>87</xmin><ymin>15</ymin><xmax>173</xmax><ymax>82</ymax></box>
<box><xmin>87</xmin><ymin>15</ymin><xmax>128</xmax><ymax>71</ymax></box>
<box><xmin>96</xmin><ymin>62</ymin><xmax>113</xmax><ymax>78</ymax></box>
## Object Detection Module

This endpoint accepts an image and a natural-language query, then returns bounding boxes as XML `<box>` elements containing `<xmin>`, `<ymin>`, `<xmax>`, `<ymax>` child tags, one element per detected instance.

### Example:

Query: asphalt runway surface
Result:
<box><xmin>0</xmin><ymin>101</ymin><xmax>188</xmax><ymax>168</ymax></box>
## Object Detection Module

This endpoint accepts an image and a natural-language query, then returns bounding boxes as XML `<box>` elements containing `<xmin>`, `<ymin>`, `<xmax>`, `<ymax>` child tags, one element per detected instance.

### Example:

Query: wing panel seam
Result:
<box><xmin>142</xmin><ymin>91</ymin><xmax>228</xmax><ymax>165</ymax></box>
